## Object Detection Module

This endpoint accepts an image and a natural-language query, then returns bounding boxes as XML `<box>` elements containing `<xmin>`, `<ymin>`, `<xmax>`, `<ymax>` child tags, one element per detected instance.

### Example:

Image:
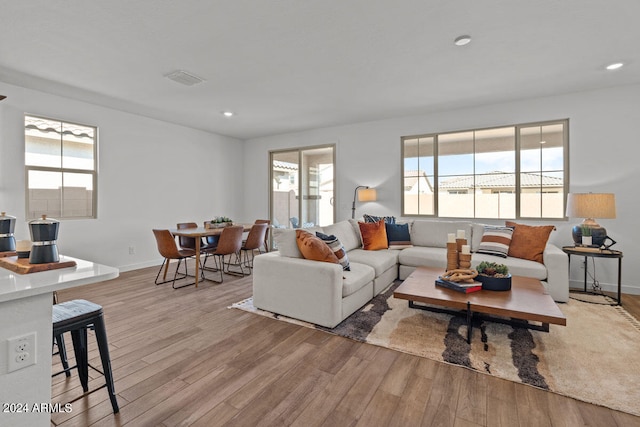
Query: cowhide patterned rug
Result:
<box><xmin>231</xmin><ymin>282</ymin><xmax>640</xmax><ymax>416</ymax></box>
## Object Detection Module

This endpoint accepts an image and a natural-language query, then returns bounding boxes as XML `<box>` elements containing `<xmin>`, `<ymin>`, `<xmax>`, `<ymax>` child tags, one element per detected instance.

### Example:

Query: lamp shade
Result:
<box><xmin>358</xmin><ymin>188</ymin><xmax>377</xmax><ymax>202</ymax></box>
<box><xmin>566</xmin><ymin>193</ymin><xmax>616</xmax><ymax>219</ymax></box>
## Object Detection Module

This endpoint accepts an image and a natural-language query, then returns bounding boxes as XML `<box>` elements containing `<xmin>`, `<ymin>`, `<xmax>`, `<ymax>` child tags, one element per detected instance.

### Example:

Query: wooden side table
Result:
<box><xmin>562</xmin><ymin>246</ymin><xmax>623</xmax><ymax>305</ymax></box>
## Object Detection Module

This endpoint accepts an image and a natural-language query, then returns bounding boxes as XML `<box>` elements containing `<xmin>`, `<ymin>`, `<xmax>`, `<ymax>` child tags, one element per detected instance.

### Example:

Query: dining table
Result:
<box><xmin>169</xmin><ymin>224</ymin><xmax>252</xmax><ymax>287</ymax></box>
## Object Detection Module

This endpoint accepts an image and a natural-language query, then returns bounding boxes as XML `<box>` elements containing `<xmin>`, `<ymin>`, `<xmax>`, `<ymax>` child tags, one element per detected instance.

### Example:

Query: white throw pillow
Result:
<box><xmin>272</xmin><ymin>228</ymin><xmax>302</xmax><ymax>258</ymax></box>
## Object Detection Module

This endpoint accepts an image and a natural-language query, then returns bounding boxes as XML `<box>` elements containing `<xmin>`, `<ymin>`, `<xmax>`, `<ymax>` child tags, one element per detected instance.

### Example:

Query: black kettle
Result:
<box><xmin>29</xmin><ymin>215</ymin><xmax>59</xmax><ymax>264</ymax></box>
<box><xmin>0</xmin><ymin>212</ymin><xmax>16</xmax><ymax>252</ymax></box>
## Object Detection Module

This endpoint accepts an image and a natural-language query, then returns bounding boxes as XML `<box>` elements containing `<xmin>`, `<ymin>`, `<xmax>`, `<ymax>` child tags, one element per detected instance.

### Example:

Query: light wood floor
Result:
<box><xmin>51</xmin><ymin>262</ymin><xmax>640</xmax><ymax>427</ymax></box>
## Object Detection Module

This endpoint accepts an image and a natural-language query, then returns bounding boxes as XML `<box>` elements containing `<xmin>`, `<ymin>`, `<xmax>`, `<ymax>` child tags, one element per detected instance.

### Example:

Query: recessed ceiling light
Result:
<box><xmin>222</xmin><ymin>111</ymin><xmax>234</xmax><ymax>117</ymax></box>
<box><xmin>605</xmin><ymin>62</ymin><xmax>624</xmax><ymax>71</ymax></box>
<box><xmin>454</xmin><ymin>35</ymin><xmax>472</xmax><ymax>46</ymax></box>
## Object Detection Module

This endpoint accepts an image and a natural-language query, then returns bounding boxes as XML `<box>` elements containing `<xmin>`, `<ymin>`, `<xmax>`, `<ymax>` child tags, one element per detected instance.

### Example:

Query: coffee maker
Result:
<box><xmin>29</xmin><ymin>215</ymin><xmax>59</xmax><ymax>264</ymax></box>
<box><xmin>0</xmin><ymin>212</ymin><xmax>16</xmax><ymax>252</ymax></box>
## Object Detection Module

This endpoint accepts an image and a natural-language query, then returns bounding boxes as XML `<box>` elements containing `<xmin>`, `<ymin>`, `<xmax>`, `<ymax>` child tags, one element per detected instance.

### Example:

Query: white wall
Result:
<box><xmin>243</xmin><ymin>84</ymin><xmax>640</xmax><ymax>295</ymax></box>
<box><xmin>2</xmin><ymin>80</ymin><xmax>638</xmax><ymax>293</ymax></box>
<box><xmin>0</xmin><ymin>81</ymin><xmax>244</xmax><ymax>271</ymax></box>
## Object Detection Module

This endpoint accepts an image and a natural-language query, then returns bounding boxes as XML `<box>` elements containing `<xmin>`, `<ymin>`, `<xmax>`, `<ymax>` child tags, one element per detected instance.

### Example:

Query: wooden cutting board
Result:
<box><xmin>0</xmin><ymin>256</ymin><xmax>76</xmax><ymax>274</ymax></box>
<box><xmin>0</xmin><ymin>251</ymin><xmax>17</xmax><ymax>258</ymax></box>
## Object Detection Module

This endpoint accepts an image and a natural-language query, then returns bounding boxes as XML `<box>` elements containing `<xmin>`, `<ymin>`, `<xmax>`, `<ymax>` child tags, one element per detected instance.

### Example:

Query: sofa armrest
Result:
<box><xmin>253</xmin><ymin>252</ymin><xmax>344</xmax><ymax>326</ymax></box>
<box><xmin>543</xmin><ymin>243</ymin><xmax>569</xmax><ymax>302</ymax></box>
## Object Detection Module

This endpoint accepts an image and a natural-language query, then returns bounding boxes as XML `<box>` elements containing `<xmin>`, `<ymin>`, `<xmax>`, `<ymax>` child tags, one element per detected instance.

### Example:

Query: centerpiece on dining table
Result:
<box><xmin>205</xmin><ymin>216</ymin><xmax>234</xmax><ymax>229</ymax></box>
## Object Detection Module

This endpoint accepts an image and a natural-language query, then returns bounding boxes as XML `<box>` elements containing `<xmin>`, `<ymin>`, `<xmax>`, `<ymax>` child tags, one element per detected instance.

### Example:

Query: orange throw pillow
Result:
<box><xmin>505</xmin><ymin>221</ymin><xmax>555</xmax><ymax>264</ymax></box>
<box><xmin>295</xmin><ymin>230</ymin><xmax>339</xmax><ymax>264</ymax></box>
<box><xmin>358</xmin><ymin>219</ymin><xmax>389</xmax><ymax>251</ymax></box>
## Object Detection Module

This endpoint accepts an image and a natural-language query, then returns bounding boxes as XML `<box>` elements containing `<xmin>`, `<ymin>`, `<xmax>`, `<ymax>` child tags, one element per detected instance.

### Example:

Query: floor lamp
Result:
<box><xmin>351</xmin><ymin>186</ymin><xmax>377</xmax><ymax>219</ymax></box>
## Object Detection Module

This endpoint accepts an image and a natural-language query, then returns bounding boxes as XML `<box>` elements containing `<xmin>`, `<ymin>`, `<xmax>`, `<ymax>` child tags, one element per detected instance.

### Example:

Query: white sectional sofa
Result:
<box><xmin>253</xmin><ymin>219</ymin><xmax>568</xmax><ymax>328</ymax></box>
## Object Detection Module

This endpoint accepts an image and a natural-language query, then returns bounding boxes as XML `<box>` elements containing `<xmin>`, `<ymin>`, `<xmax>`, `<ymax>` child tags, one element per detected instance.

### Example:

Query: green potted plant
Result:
<box><xmin>580</xmin><ymin>225</ymin><xmax>593</xmax><ymax>246</ymax></box>
<box><xmin>207</xmin><ymin>216</ymin><xmax>233</xmax><ymax>228</ymax></box>
<box><xmin>476</xmin><ymin>261</ymin><xmax>512</xmax><ymax>291</ymax></box>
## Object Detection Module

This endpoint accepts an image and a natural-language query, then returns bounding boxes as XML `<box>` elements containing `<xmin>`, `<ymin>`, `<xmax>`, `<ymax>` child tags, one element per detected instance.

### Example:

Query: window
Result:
<box><xmin>402</xmin><ymin>119</ymin><xmax>567</xmax><ymax>219</ymax></box>
<box><xmin>25</xmin><ymin>115</ymin><xmax>97</xmax><ymax>219</ymax></box>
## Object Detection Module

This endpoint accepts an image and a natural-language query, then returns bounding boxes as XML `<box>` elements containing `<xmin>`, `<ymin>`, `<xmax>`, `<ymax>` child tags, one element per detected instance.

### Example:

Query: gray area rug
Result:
<box><xmin>231</xmin><ymin>282</ymin><xmax>640</xmax><ymax>416</ymax></box>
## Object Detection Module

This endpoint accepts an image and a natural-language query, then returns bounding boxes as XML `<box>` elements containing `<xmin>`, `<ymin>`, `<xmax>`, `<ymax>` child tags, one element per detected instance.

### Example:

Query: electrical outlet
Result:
<box><xmin>7</xmin><ymin>332</ymin><xmax>37</xmax><ymax>372</ymax></box>
<box><xmin>128</xmin><ymin>246</ymin><xmax>135</xmax><ymax>255</ymax></box>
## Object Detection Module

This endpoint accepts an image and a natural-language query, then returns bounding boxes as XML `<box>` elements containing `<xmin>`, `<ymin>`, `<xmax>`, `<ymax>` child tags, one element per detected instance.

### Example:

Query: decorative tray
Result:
<box><xmin>0</xmin><ymin>256</ymin><xmax>77</xmax><ymax>274</ymax></box>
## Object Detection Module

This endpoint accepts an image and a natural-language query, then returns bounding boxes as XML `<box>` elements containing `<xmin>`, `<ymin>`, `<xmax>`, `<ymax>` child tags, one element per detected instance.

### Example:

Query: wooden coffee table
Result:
<box><xmin>394</xmin><ymin>267</ymin><xmax>566</xmax><ymax>343</ymax></box>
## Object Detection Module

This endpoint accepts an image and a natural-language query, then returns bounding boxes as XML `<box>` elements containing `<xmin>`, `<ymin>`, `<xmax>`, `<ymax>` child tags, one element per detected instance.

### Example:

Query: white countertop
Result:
<box><xmin>0</xmin><ymin>255</ymin><xmax>119</xmax><ymax>303</ymax></box>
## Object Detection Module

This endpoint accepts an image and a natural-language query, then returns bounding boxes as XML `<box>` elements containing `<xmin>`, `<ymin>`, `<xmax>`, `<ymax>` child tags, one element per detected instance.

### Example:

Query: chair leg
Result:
<box><xmin>202</xmin><ymin>253</ymin><xmax>220</xmax><ymax>272</ymax></box>
<box><xmin>209</xmin><ymin>255</ymin><xmax>225</xmax><ymax>283</ymax></box>
<box><xmin>225</xmin><ymin>252</ymin><xmax>245</xmax><ymax>276</ymax></box>
<box><xmin>154</xmin><ymin>258</ymin><xmax>168</xmax><ymax>285</ymax></box>
<box><xmin>93</xmin><ymin>313</ymin><xmax>119</xmax><ymax>413</ymax></box>
<box><xmin>171</xmin><ymin>258</ymin><xmax>196</xmax><ymax>289</ymax></box>
<box><xmin>156</xmin><ymin>257</ymin><xmax>196</xmax><ymax>288</ymax></box>
<box><xmin>241</xmin><ymin>249</ymin><xmax>254</xmax><ymax>274</ymax></box>
<box><xmin>55</xmin><ymin>333</ymin><xmax>71</xmax><ymax>377</ymax></box>
<box><xmin>70</xmin><ymin>328</ymin><xmax>89</xmax><ymax>392</ymax></box>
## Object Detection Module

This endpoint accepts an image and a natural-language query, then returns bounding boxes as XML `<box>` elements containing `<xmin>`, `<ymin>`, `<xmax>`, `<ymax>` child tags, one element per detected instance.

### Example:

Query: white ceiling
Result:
<box><xmin>1</xmin><ymin>1</ymin><xmax>639</xmax><ymax>140</ymax></box>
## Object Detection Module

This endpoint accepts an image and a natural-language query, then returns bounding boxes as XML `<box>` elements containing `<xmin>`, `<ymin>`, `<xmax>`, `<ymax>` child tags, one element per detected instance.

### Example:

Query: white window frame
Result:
<box><xmin>24</xmin><ymin>114</ymin><xmax>98</xmax><ymax>219</ymax></box>
<box><xmin>401</xmin><ymin>119</ymin><xmax>569</xmax><ymax>220</ymax></box>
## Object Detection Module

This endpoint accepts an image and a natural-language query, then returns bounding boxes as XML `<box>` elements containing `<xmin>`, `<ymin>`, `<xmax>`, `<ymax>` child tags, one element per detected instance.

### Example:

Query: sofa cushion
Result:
<box><xmin>471</xmin><ymin>223</ymin><xmax>486</xmax><ymax>252</ymax></box>
<box><xmin>272</xmin><ymin>228</ymin><xmax>302</xmax><ymax>258</ymax></box>
<box><xmin>506</xmin><ymin>221</ymin><xmax>555</xmax><ymax>264</ymax></box>
<box><xmin>348</xmin><ymin>248</ymin><xmax>400</xmax><ymax>277</ymax></box>
<box><xmin>342</xmin><ymin>262</ymin><xmax>375</xmax><ymax>297</ymax></box>
<box><xmin>411</xmin><ymin>220</ymin><xmax>473</xmax><ymax>248</ymax></box>
<box><xmin>295</xmin><ymin>230</ymin><xmax>339</xmax><ymax>264</ymax></box>
<box><xmin>323</xmin><ymin>220</ymin><xmax>362</xmax><ymax>252</ymax></box>
<box><xmin>358</xmin><ymin>220</ymin><xmax>389</xmax><ymax>250</ymax></box>
<box><xmin>398</xmin><ymin>246</ymin><xmax>448</xmax><ymax>270</ymax></box>
<box><xmin>385</xmin><ymin>222</ymin><xmax>412</xmax><ymax>249</ymax></box>
<box><xmin>476</xmin><ymin>225</ymin><xmax>514</xmax><ymax>258</ymax></box>
<box><xmin>471</xmin><ymin>253</ymin><xmax>547</xmax><ymax>281</ymax></box>
<box><xmin>398</xmin><ymin>246</ymin><xmax>548</xmax><ymax>282</ymax></box>
<box><xmin>316</xmin><ymin>231</ymin><xmax>350</xmax><ymax>271</ymax></box>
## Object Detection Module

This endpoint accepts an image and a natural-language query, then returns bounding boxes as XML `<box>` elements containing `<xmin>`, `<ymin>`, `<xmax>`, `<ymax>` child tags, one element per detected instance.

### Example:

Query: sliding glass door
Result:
<box><xmin>270</xmin><ymin>145</ymin><xmax>335</xmax><ymax>233</ymax></box>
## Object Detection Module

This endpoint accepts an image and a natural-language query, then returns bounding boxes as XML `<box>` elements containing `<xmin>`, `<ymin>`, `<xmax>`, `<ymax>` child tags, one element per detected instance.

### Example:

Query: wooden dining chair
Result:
<box><xmin>152</xmin><ymin>229</ymin><xmax>198</xmax><ymax>289</ymax></box>
<box><xmin>202</xmin><ymin>225</ymin><xmax>244</xmax><ymax>283</ymax></box>
<box><xmin>240</xmin><ymin>223</ymin><xmax>269</xmax><ymax>272</ymax></box>
<box><xmin>254</xmin><ymin>219</ymin><xmax>271</xmax><ymax>252</ymax></box>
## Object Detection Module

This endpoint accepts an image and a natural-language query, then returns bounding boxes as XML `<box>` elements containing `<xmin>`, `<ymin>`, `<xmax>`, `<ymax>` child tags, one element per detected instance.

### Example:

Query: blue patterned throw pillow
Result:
<box><xmin>316</xmin><ymin>232</ymin><xmax>351</xmax><ymax>271</ymax></box>
<box><xmin>363</xmin><ymin>214</ymin><xmax>396</xmax><ymax>224</ymax></box>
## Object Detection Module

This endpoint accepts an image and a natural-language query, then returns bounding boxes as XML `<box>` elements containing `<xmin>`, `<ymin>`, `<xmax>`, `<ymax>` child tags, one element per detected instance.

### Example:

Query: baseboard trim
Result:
<box><xmin>118</xmin><ymin>259</ymin><xmax>163</xmax><ymax>272</ymax></box>
<box><xmin>569</xmin><ymin>279</ymin><xmax>640</xmax><ymax>296</ymax></box>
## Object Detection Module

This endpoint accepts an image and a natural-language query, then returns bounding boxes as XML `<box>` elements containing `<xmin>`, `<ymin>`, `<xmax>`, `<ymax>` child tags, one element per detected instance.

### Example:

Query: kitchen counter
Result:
<box><xmin>0</xmin><ymin>256</ymin><xmax>119</xmax><ymax>427</ymax></box>
<box><xmin>0</xmin><ymin>255</ymin><xmax>118</xmax><ymax>303</ymax></box>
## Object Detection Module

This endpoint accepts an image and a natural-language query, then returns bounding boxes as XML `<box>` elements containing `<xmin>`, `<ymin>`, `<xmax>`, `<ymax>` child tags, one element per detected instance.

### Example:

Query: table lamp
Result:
<box><xmin>565</xmin><ymin>193</ymin><xmax>616</xmax><ymax>247</ymax></box>
<box><xmin>351</xmin><ymin>186</ymin><xmax>377</xmax><ymax>219</ymax></box>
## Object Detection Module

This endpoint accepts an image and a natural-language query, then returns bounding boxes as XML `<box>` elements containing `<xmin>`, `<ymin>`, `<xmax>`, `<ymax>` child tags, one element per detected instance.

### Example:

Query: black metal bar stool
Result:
<box><xmin>52</xmin><ymin>299</ymin><xmax>119</xmax><ymax>413</ymax></box>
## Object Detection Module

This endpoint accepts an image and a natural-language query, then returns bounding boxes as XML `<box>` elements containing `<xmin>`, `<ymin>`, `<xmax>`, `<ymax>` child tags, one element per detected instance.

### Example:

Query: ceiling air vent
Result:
<box><xmin>164</xmin><ymin>70</ymin><xmax>205</xmax><ymax>86</ymax></box>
